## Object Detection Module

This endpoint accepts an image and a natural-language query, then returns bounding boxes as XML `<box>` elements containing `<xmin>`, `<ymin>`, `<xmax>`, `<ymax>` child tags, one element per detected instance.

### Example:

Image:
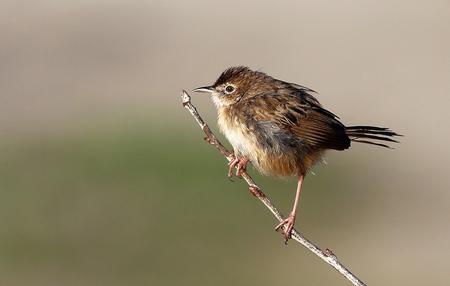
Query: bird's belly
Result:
<box><xmin>222</xmin><ymin>123</ymin><xmax>255</xmax><ymax>158</ymax></box>
<box><xmin>218</xmin><ymin>112</ymin><xmax>321</xmax><ymax>177</ymax></box>
<box><xmin>220</xmin><ymin>123</ymin><xmax>300</xmax><ymax>176</ymax></box>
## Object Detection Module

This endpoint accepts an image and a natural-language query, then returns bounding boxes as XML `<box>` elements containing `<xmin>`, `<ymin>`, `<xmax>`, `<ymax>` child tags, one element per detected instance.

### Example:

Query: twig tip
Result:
<box><xmin>181</xmin><ymin>90</ymin><xmax>191</xmax><ymax>106</ymax></box>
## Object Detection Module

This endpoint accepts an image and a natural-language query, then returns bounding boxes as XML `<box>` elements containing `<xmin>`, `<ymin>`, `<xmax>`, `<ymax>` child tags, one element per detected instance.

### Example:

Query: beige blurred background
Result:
<box><xmin>0</xmin><ymin>0</ymin><xmax>449</xmax><ymax>285</ymax></box>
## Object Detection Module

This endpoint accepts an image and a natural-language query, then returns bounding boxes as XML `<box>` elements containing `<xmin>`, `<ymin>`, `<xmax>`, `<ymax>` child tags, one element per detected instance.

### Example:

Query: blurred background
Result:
<box><xmin>1</xmin><ymin>0</ymin><xmax>449</xmax><ymax>285</ymax></box>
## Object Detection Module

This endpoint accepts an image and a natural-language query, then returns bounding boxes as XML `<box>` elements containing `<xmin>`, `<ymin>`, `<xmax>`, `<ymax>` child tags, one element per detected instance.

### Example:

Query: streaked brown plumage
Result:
<box><xmin>194</xmin><ymin>66</ymin><xmax>400</xmax><ymax>242</ymax></box>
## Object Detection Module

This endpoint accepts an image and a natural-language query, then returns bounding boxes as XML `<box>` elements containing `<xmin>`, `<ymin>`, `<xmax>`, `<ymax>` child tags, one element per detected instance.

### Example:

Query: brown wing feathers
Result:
<box><xmin>247</xmin><ymin>91</ymin><xmax>351</xmax><ymax>151</ymax></box>
<box><xmin>291</xmin><ymin>109</ymin><xmax>351</xmax><ymax>151</ymax></box>
<box><xmin>247</xmin><ymin>88</ymin><xmax>400</xmax><ymax>152</ymax></box>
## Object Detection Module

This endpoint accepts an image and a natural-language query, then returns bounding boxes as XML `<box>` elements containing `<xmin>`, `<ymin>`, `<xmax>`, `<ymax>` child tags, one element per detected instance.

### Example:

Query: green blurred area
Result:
<box><xmin>0</xmin><ymin>121</ymin><xmax>375</xmax><ymax>286</ymax></box>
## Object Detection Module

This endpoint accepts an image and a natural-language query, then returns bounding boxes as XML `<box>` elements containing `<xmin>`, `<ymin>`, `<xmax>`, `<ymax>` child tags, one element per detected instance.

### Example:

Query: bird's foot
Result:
<box><xmin>275</xmin><ymin>212</ymin><xmax>296</xmax><ymax>243</ymax></box>
<box><xmin>227</xmin><ymin>156</ymin><xmax>249</xmax><ymax>178</ymax></box>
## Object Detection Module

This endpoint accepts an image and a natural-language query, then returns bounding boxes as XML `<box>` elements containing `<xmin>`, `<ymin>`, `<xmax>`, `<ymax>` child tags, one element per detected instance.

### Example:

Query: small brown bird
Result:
<box><xmin>194</xmin><ymin>66</ymin><xmax>400</xmax><ymax>242</ymax></box>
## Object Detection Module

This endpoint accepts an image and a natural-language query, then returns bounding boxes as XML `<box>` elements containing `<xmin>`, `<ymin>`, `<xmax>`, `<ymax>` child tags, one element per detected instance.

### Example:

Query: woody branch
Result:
<box><xmin>181</xmin><ymin>90</ymin><xmax>367</xmax><ymax>286</ymax></box>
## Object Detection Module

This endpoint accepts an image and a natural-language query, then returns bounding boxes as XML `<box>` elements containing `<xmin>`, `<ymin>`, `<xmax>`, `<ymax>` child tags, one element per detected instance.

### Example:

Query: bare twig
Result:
<box><xmin>181</xmin><ymin>90</ymin><xmax>367</xmax><ymax>286</ymax></box>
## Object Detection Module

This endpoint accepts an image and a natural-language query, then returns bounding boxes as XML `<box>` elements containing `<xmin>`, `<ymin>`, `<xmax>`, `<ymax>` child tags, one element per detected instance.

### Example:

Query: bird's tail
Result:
<box><xmin>345</xmin><ymin>125</ymin><xmax>401</xmax><ymax>148</ymax></box>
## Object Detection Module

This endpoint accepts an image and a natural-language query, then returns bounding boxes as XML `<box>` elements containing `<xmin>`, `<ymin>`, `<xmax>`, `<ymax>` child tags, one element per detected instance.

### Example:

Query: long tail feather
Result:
<box><xmin>346</xmin><ymin>125</ymin><xmax>401</xmax><ymax>148</ymax></box>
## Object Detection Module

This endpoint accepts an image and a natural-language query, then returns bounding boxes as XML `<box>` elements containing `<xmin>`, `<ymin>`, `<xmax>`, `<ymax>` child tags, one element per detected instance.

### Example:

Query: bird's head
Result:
<box><xmin>193</xmin><ymin>66</ymin><xmax>277</xmax><ymax>108</ymax></box>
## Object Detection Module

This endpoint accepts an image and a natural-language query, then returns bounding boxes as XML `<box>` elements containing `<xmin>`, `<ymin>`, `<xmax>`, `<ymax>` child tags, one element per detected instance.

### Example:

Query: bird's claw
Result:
<box><xmin>275</xmin><ymin>213</ymin><xmax>296</xmax><ymax>243</ymax></box>
<box><xmin>227</xmin><ymin>157</ymin><xmax>239</xmax><ymax>178</ymax></box>
<box><xmin>227</xmin><ymin>156</ymin><xmax>249</xmax><ymax>178</ymax></box>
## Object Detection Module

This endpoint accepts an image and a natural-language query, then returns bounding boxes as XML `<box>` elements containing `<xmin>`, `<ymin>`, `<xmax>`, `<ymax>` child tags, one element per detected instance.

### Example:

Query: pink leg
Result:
<box><xmin>228</xmin><ymin>156</ymin><xmax>249</xmax><ymax>178</ymax></box>
<box><xmin>275</xmin><ymin>175</ymin><xmax>304</xmax><ymax>243</ymax></box>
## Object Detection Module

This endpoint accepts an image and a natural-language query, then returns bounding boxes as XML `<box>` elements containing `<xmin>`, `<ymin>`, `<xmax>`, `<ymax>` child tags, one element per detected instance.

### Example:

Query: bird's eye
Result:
<box><xmin>224</xmin><ymin>85</ymin><xmax>235</xmax><ymax>94</ymax></box>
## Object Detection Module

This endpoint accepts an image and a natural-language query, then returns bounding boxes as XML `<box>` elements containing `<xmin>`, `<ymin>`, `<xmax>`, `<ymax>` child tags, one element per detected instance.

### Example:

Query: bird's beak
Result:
<box><xmin>193</xmin><ymin>86</ymin><xmax>214</xmax><ymax>93</ymax></box>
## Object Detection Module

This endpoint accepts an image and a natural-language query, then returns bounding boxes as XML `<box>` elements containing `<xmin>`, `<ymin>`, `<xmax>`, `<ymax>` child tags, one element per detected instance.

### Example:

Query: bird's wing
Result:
<box><xmin>247</xmin><ymin>92</ymin><xmax>350</xmax><ymax>151</ymax></box>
